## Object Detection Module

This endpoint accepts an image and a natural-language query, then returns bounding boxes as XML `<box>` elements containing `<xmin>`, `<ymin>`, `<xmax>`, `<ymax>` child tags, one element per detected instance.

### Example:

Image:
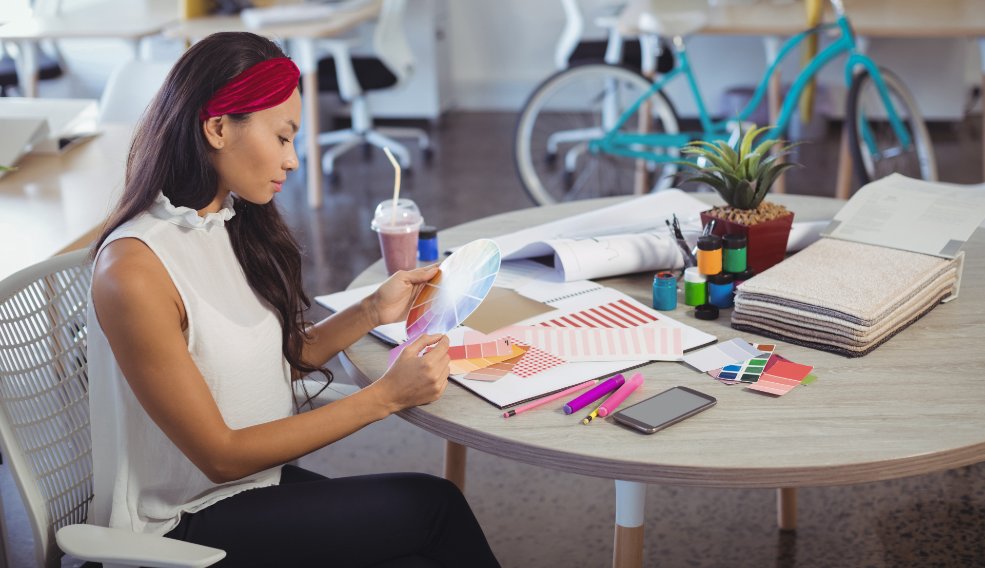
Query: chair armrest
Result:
<box><xmin>56</xmin><ymin>524</ymin><xmax>225</xmax><ymax>568</ymax></box>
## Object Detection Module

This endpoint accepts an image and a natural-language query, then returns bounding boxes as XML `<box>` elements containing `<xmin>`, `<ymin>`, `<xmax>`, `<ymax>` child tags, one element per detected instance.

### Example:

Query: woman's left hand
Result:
<box><xmin>366</xmin><ymin>265</ymin><xmax>440</xmax><ymax>327</ymax></box>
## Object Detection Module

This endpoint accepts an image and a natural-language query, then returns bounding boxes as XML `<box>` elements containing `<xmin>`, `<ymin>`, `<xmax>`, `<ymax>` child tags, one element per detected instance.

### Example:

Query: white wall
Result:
<box><xmin>445</xmin><ymin>1</ymin><xmax>979</xmax><ymax>120</ymax></box>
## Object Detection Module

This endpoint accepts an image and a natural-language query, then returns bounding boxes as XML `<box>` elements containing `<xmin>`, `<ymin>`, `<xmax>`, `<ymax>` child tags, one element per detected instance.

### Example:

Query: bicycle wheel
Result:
<box><xmin>846</xmin><ymin>67</ymin><xmax>937</xmax><ymax>185</ymax></box>
<box><xmin>514</xmin><ymin>64</ymin><xmax>681</xmax><ymax>205</ymax></box>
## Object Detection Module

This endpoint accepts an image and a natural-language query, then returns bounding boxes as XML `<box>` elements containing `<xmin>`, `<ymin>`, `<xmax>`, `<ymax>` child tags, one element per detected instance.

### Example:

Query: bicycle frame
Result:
<box><xmin>590</xmin><ymin>9</ymin><xmax>914</xmax><ymax>163</ymax></box>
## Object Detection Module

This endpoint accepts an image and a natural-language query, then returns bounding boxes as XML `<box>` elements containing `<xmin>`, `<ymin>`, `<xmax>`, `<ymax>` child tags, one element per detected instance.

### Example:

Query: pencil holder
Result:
<box><xmin>683</xmin><ymin>267</ymin><xmax>707</xmax><ymax>307</ymax></box>
<box><xmin>723</xmin><ymin>234</ymin><xmax>747</xmax><ymax>273</ymax></box>
<box><xmin>697</xmin><ymin>235</ymin><xmax>723</xmax><ymax>276</ymax></box>
<box><xmin>652</xmin><ymin>271</ymin><xmax>677</xmax><ymax>311</ymax></box>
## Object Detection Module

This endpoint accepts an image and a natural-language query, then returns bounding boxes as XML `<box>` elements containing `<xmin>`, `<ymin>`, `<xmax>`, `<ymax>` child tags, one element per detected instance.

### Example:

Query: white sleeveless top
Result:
<box><xmin>87</xmin><ymin>193</ymin><xmax>294</xmax><ymax>535</ymax></box>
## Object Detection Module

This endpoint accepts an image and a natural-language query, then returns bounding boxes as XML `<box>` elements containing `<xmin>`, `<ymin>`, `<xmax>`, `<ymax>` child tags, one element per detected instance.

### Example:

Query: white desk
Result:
<box><xmin>0</xmin><ymin>0</ymin><xmax>176</xmax><ymax>97</ymax></box>
<box><xmin>164</xmin><ymin>0</ymin><xmax>383</xmax><ymax>210</ymax></box>
<box><xmin>0</xmin><ymin>123</ymin><xmax>131</xmax><ymax>281</ymax></box>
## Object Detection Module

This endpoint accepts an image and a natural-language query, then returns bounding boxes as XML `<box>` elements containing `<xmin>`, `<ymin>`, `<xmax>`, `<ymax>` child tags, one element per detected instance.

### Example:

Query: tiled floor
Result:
<box><xmin>2</xmin><ymin>44</ymin><xmax>984</xmax><ymax>567</ymax></box>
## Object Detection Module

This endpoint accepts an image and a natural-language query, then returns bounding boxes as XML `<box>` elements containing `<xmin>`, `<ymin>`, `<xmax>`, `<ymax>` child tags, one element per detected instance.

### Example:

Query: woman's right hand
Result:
<box><xmin>378</xmin><ymin>333</ymin><xmax>450</xmax><ymax>412</ymax></box>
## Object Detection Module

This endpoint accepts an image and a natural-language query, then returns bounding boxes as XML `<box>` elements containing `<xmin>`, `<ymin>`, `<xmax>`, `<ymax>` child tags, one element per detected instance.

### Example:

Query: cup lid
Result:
<box><xmin>371</xmin><ymin>198</ymin><xmax>422</xmax><ymax>232</ymax></box>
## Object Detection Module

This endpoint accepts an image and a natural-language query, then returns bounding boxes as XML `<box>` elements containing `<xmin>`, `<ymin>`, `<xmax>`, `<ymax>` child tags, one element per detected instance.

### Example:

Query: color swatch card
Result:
<box><xmin>491</xmin><ymin>324</ymin><xmax>684</xmax><ymax>362</ymax></box>
<box><xmin>682</xmin><ymin>339</ymin><xmax>766</xmax><ymax>373</ymax></box>
<box><xmin>746</xmin><ymin>359</ymin><xmax>814</xmax><ymax>396</ymax></box>
<box><xmin>710</xmin><ymin>343</ymin><xmax>777</xmax><ymax>384</ymax></box>
<box><xmin>448</xmin><ymin>336</ymin><xmax>513</xmax><ymax>360</ymax></box>
<box><xmin>450</xmin><ymin>343</ymin><xmax>528</xmax><ymax>377</ymax></box>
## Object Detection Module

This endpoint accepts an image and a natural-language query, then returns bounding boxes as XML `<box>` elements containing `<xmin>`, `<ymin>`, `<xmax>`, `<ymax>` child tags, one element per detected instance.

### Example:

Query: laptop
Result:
<box><xmin>0</xmin><ymin>117</ymin><xmax>47</xmax><ymax>178</ymax></box>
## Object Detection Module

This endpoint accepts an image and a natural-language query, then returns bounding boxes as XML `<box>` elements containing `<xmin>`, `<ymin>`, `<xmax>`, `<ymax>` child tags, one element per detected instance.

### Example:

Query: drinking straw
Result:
<box><xmin>383</xmin><ymin>147</ymin><xmax>401</xmax><ymax>224</ymax></box>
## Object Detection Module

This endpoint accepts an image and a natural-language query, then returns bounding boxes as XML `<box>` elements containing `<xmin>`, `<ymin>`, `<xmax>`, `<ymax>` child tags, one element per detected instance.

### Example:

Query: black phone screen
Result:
<box><xmin>614</xmin><ymin>386</ymin><xmax>715</xmax><ymax>433</ymax></box>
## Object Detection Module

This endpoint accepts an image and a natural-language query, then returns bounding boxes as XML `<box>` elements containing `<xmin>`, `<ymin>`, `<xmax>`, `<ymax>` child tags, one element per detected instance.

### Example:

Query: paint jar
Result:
<box><xmin>732</xmin><ymin>269</ymin><xmax>756</xmax><ymax>289</ymax></box>
<box><xmin>652</xmin><ymin>271</ymin><xmax>677</xmax><ymax>311</ymax></box>
<box><xmin>723</xmin><ymin>234</ymin><xmax>748</xmax><ymax>273</ymax></box>
<box><xmin>708</xmin><ymin>272</ymin><xmax>735</xmax><ymax>309</ymax></box>
<box><xmin>417</xmin><ymin>225</ymin><xmax>439</xmax><ymax>262</ymax></box>
<box><xmin>697</xmin><ymin>235</ymin><xmax>723</xmax><ymax>276</ymax></box>
<box><xmin>683</xmin><ymin>267</ymin><xmax>707</xmax><ymax>307</ymax></box>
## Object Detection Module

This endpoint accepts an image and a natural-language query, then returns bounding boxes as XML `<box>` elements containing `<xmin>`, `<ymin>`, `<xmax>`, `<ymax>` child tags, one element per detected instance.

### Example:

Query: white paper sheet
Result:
<box><xmin>823</xmin><ymin>173</ymin><xmax>985</xmax><ymax>258</ymax></box>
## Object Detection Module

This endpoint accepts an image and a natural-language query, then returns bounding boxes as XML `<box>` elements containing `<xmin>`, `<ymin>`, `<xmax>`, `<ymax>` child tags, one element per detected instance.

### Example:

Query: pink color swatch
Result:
<box><xmin>746</xmin><ymin>359</ymin><xmax>814</xmax><ymax>396</ymax></box>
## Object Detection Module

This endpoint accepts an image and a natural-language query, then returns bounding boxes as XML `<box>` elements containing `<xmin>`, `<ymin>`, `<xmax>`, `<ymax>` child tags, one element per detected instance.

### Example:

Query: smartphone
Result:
<box><xmin>612</xmin><ymin>386</ymin><xmax>717</xmax><ymax>434</ymax></box>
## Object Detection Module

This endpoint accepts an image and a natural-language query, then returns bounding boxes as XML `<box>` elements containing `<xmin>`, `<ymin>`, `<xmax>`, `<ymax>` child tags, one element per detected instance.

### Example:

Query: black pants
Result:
<box><xmin>163</xmin><ymin>465</ymin><xmax>500</xmax><ymax>567</ymax></box>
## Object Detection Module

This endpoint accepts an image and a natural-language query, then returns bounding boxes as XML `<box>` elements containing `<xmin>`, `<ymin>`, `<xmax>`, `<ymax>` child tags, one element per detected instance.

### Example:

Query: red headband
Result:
<box><xmin>199</xmin><ymin>57</ymin><xmax>300</xmax><ymax>122</ymax></box>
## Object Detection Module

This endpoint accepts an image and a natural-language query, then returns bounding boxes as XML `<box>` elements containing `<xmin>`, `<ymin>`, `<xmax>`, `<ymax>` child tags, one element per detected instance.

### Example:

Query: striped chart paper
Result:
<box><xmin>537</xmin><ymin>298</ymin><xmax>660</xmax><ymax>329</ymax></box>
<box><xmin>492</xmin><ymin>325</ymin><xmax>684</xmax><ymax>362</ymax></box>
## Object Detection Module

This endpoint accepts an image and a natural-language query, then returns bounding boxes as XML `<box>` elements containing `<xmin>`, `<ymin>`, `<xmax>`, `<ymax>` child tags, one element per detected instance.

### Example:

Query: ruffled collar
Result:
<box><xmin>151</xmin><ymin>192</ymin><xmax>236</xmax><ymax>229</ymax></box>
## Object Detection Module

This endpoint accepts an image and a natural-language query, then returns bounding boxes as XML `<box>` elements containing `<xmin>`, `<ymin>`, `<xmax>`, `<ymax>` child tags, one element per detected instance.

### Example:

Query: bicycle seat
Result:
<box><xmin>618</xmin><ymin>3</ymin><xmax>707</xmax><ymax>39</ymax></box>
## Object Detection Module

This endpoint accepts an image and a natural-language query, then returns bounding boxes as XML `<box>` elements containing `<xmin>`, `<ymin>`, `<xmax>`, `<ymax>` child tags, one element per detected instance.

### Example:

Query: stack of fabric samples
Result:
<box><xmin>731</xmin><ymin>238</ymin><xmax>961</xmax><ymax>357</ymax></box>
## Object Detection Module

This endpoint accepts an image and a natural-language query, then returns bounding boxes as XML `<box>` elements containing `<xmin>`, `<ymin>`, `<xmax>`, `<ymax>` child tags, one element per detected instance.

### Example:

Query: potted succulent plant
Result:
<box><xmin>678</xmin><ymin>126</ymin><xmax>799</xmax><ymax>273</ymax></box>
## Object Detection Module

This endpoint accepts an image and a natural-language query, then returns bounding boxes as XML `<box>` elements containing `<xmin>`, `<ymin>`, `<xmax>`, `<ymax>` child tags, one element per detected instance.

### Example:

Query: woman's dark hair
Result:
<box><xmin>93</xmin><ymin>31</ymin><xmax>331</xmax><ymax>393</ymax></box>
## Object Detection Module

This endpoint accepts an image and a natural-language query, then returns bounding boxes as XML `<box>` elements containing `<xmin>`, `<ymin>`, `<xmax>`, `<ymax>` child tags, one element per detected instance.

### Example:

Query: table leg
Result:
<box><xmin>15</xmin><ymin>40</ymin><xmax>39</xmax><ymax>98</ymax></box>
<box><xmin>290</xmin><ymin>38</ymin><xmax>323</xmax><ymax>209</ymax></box>
<box><xmin>443</xmin><ymin>441</ymin><xmax>467</xmax><ymax>492</ymax></box>
<box><xmin>613</xmin><ymin>480</ymin><xmax>645</xmax><ymax>568</ymax></box>
<box><xmin>777</xmin><ymin>487</ymin><xmax>797</xmax><ymax>531</ymax></box>
<box><xmin>764</xmin><ymin>36</ymin><xmax>785</xmax><ymax>194</ymax></box>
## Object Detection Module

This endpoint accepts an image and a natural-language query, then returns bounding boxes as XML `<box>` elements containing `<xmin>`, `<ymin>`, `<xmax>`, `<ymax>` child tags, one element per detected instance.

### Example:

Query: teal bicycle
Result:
<box><xmin>514</xmin><ymin>0</ymin><xmax>937</xmax><ymax>205</ymax></box>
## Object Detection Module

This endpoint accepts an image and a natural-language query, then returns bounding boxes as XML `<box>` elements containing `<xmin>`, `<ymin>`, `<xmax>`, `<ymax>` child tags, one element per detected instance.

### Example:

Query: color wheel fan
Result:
<box><xmin>406</xmin><ymin>239</ymin><xmax>501</xmax><ymax>338</ymax></box>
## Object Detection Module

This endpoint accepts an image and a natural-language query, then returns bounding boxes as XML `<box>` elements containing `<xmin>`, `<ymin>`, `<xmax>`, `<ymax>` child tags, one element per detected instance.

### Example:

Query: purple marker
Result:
<box><xmin>563</xmin><ymin>374</ymin><xmax>626</xmax><ymax>414</ymax></box>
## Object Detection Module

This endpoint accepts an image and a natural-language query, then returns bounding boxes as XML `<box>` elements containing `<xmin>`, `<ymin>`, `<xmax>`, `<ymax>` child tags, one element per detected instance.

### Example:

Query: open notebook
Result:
<box><xmin>317</xmin><ymin>282</ymin><xmax>716</xmax><ymax>408</ymax></box>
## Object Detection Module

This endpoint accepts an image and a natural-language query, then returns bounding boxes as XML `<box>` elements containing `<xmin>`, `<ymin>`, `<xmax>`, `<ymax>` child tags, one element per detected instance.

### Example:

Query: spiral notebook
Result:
<box><xmin>317</xmin><ymin>280</ymin><xmax>716</xmax><ymax>408</ymax></box>
<box><xmin>449</xmin><ymin>286</ymin><xmax>717</xmax><ymax>408</ymax></box>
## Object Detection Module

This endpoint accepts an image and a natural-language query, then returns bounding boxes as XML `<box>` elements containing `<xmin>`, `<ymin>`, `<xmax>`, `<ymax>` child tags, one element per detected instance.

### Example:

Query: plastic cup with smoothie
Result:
<box><xmin>371</xmin><ymin>198</ymin><xmax>423</xmax><ymax>275</ymax></box>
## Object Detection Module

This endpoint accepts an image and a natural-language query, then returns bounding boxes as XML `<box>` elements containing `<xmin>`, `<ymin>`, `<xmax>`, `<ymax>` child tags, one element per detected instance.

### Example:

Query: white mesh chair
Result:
<box><xmin>0</xmin><ymin>250</ymin><xmax>224</xmax><ymax>568</ymax></box>
<box><xmin>98</xmin><ymin>59</ymin><xmax>175</xmax><ymax>125</ymax></box>
<box><xmin>316</xmin><ymin>0</ymin><xmax>431</xmax><ymax>177</ymax></box>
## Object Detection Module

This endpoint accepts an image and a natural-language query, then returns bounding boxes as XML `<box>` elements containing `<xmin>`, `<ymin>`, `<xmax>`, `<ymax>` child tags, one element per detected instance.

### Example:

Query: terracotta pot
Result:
<box><xmin>700</xmin><ymin>209</ymin><xmax>794</xmax><ymax>274</ymax></box>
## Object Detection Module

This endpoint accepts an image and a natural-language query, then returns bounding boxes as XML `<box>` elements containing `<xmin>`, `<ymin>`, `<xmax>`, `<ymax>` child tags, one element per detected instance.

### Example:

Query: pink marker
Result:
<box><xmin>597</xmin><ymin>372</ymin><xmax>644</xmax><ymax>417</ymax></box>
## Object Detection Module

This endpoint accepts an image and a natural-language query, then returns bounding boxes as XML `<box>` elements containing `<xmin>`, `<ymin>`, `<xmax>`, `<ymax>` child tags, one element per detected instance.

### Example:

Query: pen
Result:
<box><xmin>581</xmin><ymin>400</ymin><xmax>606</xmax><ymax>424</ymax></box>
<box><xmin>563</xmin><ymin>374</ymin><xmax>626</xmax><ymax>414</ymax></box>
<box><xmin>503</xmin><ymin>380</ymin><xmax>598</xmax><ymax>418</ymax></box>
<box><xmin>597</xmin><ymin>372</ymin><xmax>644</xmax><ymax>417</ymax></box>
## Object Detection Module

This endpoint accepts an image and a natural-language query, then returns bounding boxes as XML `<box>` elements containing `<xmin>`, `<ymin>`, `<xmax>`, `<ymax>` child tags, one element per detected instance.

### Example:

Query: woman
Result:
<box><xmin>87</xmin><ymin>32</ymin><xmax>499</xmax><ymax>567</ymax></box>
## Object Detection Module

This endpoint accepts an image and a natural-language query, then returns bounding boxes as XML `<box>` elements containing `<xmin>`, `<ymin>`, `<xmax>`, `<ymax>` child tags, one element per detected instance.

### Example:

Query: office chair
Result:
<box><xmin>0</xmin><ymin>44</ymin><xmax>64</xmax><ymax>97</ymax></box>
<box><xmin>0</xmin><ymin>250</ymin><xmax>359</xmax><ymax>567</ymax></box>
<box><xmin>0</xmin><ymin>250</ymin><xmax>225</xmax><ymax>568</ymax></box>
<box><xmin>554</xmin><ymin>0</ymin><xmax>674</xmax><ymax>73</ymax></box>
<box><xmin>316</xmin><ymin>0</ymin><xmax>430</xmax><ymax>178</ymax></box>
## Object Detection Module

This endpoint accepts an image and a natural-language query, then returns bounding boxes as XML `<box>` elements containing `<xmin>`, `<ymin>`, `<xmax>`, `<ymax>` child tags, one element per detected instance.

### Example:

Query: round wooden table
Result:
<box><xmin>340</xmin><ymin>194</ymin><xmax>985</xmax><ymax>568</ymax></box>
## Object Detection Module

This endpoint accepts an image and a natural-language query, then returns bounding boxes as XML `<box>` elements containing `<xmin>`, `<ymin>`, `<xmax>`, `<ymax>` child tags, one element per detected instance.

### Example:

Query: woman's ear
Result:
<box><xmin>202</xmin><ymin>116</ymin><xmax>226</xmax><ymax>150</ymax></box>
